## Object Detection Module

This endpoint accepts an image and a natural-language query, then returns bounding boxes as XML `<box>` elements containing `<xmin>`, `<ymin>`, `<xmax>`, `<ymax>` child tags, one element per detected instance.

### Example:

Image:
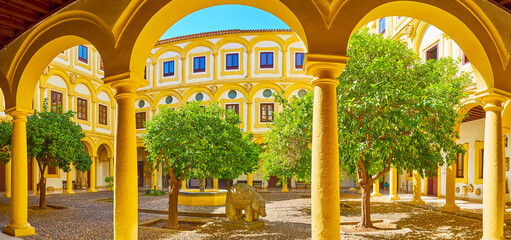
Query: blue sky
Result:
<box><xmin>160</xmin><ymin>5</ymin><xmax>290</xmax><ymax>40</ymax></box>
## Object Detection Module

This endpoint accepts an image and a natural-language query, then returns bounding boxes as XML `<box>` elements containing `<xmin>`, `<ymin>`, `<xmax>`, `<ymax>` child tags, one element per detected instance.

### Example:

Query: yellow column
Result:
<box><xmin>32</xmin><ymin>159</ymin><xmax>37</xmax><ymax>195</ymax></box>
<box><xmin>181</xmin><ymin>57</ymin><xmax>187</xmax><ymax>84</ymax></box>
<box><xmin>246</xmin><ymin>101</ymin><xmax>252</xmax><ymax>132</ymax></box>
<box><xmin>306</xmin><ymin>57</ymin><xmax>345</xmax><ymax>240</ymax></box>
<box><xmin>212</xmin><ymin>52</ymin><xmax>218</xmax><ymax>81</ymax></box>
<box><xmin>3</xmin><ymin>161</ymin><xmax>11</xmax><ymax>198</ymax></box>
<box><xmin>441</xmin><ymin>164</ymin><xmax>459</xmax><ymax>211</ymax></box>
<box><xmin>281</xmin><ymin>183</ymin><xmax>289</xmax><ymax>193</ymax></box>
<box><xmin>247</xmin><ymin>173</ymin><xmax>253</xmax><ymax>186</ymax></box>
<box><xmin>2</xmin><ymin>109</ymin><xmax>35</xmax><ymax>236</ymax></box>
<box><xmin>410</xmin><ymin>171</ymin><xmax>425</xmax><ymax>205</ymax></box>
<box><xmin>109</xmin><ymin>158</ymin><xmax>114</xmax><ymax>178</ymax></box>
<box><xmin>213</xmin><ymin>179</ymin><xmax>218</xmax><ymax>190</ymax></box>
<box><xmin>65</xmin><ymin>164</ymin><xmax>75</xmax><ymax>194</ymax></box>
<box><xmin>388</xmin><ymin>168</ymin><xmax>400</xmax><ymax>200</ymax></box>
<box><xmin>152</xmin><ymin>164</ymin><xmax>157</xmax><ymax>190</ymax></box>
<box><xmin>246</xmin><ymin>50</ymin><xmax>252</xmax><ymax>79</ymax></box>
<box><xmin>371</xmin><ymin>181</ymin><xmax>382</xmax><ymax>197</ymax></box>
<box><xmin>88</xmin><ymin>155</ymin><xmax>97</xmax><ymax>192</ymax></box>
<box><xmin>181</xmin><ymin>180</ymin><xmax>187</xmax><ymax>190</ymax></box>
<box><xmin>282</xmin><ymin>49</ymin><xmax>288</xmax><ymax>78</ymax></box>
<box><xmin>108</xmin><ymin>76</ymin><xmax>144</xmax><ymax>240</ymax></box>
<box><xmin>481</xmin><ymin>96</ymin><xmax>506</xmax><ymax>240</ymax></box>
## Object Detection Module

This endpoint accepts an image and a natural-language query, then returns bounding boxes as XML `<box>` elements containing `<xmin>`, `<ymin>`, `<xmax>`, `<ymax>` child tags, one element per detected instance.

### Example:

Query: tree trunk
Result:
<box><xmin>225</xmin><ymin>179</ymin><xmax>230</xmax><ymax>189</ymax></box>
<box><xmin>359</xmin><ymin>184</ymin><xmax>373</xmax><ymax>228</ymax></box>
<box><xmin>168</xmin><ymin>177</ymin><xmax>180</xmax><ymax>229</ymax></box>
<box><xmin>39</xmin><ymin>174</ymin><xmax>46</xmax><ymax>209</ymax></box>
<box><xmin>199</xmin><ymin>178</ymin><xmax>205</xmax><ymax>192</ymax></box>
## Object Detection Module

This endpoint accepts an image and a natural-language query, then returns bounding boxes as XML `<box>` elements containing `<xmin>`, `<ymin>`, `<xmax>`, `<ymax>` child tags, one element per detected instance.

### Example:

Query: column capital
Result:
<box><xmin>475</xmin><ymin>89</ymin><xmax>511</xmax><ymax>108</ymax></box>
<box><xmin>103</xmin><ymin>72</ymin><xmax>146</xmax><ymax>94</ymax></box>
<box><xmin>5</xmin><ymin>107</ymin><xmax>33</xmax><ymax>119</ymax></box>
<box><xmin>306</xmin><ymin>54</ymin><xmax>348</xmax><ymax>85</ymax></box>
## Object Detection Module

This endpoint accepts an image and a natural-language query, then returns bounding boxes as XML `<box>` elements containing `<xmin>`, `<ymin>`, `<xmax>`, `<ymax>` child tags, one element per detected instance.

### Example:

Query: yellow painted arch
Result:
<box><xmin>82</xmin><ymin>137</ymin><xmax>97</xmax><ymax>157</ymax></box>
<box><xmin>94</xmin><ymin>86</ymin><xmax>116</xmax><ymax>104</ymax></box>
<box><xmin>182</xmin><ymin>87</ymin><xmax>214</xmax><ymax>103</ymax></box>
<box><xmin>135</xmin><ymin>94</ymin><xmax>156</xmax><ymax>109</ymax></box>
<box><xmin>183</xmin><ymin>40</ymin><xmax>216</xmax><ymax>56</ymax></box>
<box><xmin>40</xmin><ymin>68</ymin><xmax>72</xmax><ymax>91</ymax></box>
<box><xmin>215</xmin><ymin>36</ymin><xmax>249</xmax><ymax>52</ymax></box>
<box><xmin>96</xmin><ymin>139</ymin><xmax>114</xmax><ymax>159</ymax></box>
<box><xmin>153</xmin><ymin>90</ymin><xmax>184</xmax><ymax>106</ymax></box>
<box><xmin>73</xmin><ymin>77</ymin><xmax>98</xmax><ymax>97</ymax></box>
<box><xmin>284</xmin><ymin>83</ymin><xmax>313</xmax><ymax>98</ymax></box>
<box><xmin>248</xmin><ymin>83</ymin><xmax>283</xmax><ymax>100</ymax></box>
<box><xmin>153</xmin><ymin>45</ymin><xmax>185</xmax><ymax>60</ymax></box>
<box><xmin>248</xmin><ymin>35</ymin><xmax>285</xmax><ymax>50</ymax></box>
<box><xmin>214</xmin><ymin>84</ymin><xmax>250</xmax><ymax>102</ymax></box>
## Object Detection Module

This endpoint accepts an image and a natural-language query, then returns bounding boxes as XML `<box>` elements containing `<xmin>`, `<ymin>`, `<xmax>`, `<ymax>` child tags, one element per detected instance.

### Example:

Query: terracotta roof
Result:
<box><xmin>156</xmin><ymin>29</ymin><xmax>293</xmax><ymax>45</ymax></box>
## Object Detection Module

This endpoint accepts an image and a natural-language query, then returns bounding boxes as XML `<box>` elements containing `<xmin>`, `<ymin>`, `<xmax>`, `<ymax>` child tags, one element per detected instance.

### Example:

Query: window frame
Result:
<box><xmin>78</xmin><ymin>45</ymin><xmax>88</xmax><ymax>64</ymax></box>
<box><xmin>76</xmin><ymin>97</ymin><xmax>88</xmax><ymax>121</ymax></box>
<box><xmin>295</xmin><ymin>52</ymin><xmax>304</xmax><ymax>69</ymax></box>
<box><xmin>425</xmin><ymin>43</ymin><xmax>439</xmax><ymax>61</ymax></box>
<box><xmin>135</xmin><ymin>112</ymin><xmax>147</xmax><ymax>129</ymax></box>
<box><xmin>260</xmin><ymin>103</ymin><xmax>275</xmax><ymax>123</ymax></box>
<box><xmin>379</xmin><ymin>17</ymin><xmax>386</xmax><ymax>34</ymax></box>
<box><xmin>225</xmin><ymin>103</ymin><xmax>240</xmax><ymax>116</ymax></box>
<box><xmin>98</xmin><ymin>104</ymin><xmax>108</xmax><ymax>125</ymax></box>
<box><xmin>193</xmin><ymin>56</ymin><xmax>206</xmax><ymax>73</ymax></box>
<box><xmin>225</xmin><ymin>53</ymin><xmax>239</xmax><ymax>70</ymax></box>
<box><xmin>260</xmin><ymin>52</ymin><xmax>274</xmax><ymax>69</ymax></box>
<box><xmin>163</xmin><ymin>60</ymin><xmax>175</xmax><ymax>77</ymax></box>
<box><xmin>51</xmin><ymin>90</ymin><xmax>64</xmax><ymax>113</ymax></box>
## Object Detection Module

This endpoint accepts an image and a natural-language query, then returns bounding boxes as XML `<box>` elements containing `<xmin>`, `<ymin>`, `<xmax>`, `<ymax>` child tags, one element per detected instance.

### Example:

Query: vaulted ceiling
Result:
<box><xmin>0</xmin><ymin>0</ymin><xmax>76</xmax><ymax>49</ymax></box>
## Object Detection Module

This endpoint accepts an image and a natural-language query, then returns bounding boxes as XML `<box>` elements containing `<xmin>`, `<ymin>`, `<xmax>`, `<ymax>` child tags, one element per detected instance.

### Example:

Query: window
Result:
<box><xmin>226</xmin><ymin>53</ymin><xmax>239</xmax><ymax>70</ymax></box>
<box><xmin>47</xmin><ymin>165</ymin><xmax>58</xmax><ymax>175</ymax></box>
<box><xmin>98</xmin><ymin>104</ymin><xmax>108</xmax><ymax>125</ymax></box>
<box><xmin>260</xmin><ymin>103</ymin><xmax>275</xmax><ymax>122</ymax></box>
<box><xmin>144</xmin><ymin>66</ymin><xmax>147</xmax><ymax>79</ymax></box>
<box><xmin>260</xmin><ymin>52</ymin><xmax>274</xmax><ymax>68</ymax></box>
<box><xmin>295</xmin><ymin>52</ymin><xmax>304</xmax><ymax>69</ymax></box>
<box><xmin>51</xmin><ymin>91</ymin><xmax>63</xmax><ymax>113</ymax></box>
<box><xmin>136</xmin><ymin>112</ymin><xmax>146</xmax><ymax>129</ymax></box>
<box><xmin>225</xmin><ymin>104</ymin><xmax>240</xmax><ymax>116</ymax></box>
<box><xmin>78</xmin><ymin>45</ymin><xmax>88</xmax><ymax>63</ymax></box>
<box><xmin>77</xmin><ymin>98</ymin><xmax>88</xmax><ymax>121</ymax></box>
<box><xmin>193</xmin><ymin>56</ymin><xmax>206</xmax><ymax>73</ymax></box>
<box><xmin>425</xmin><ymin>44</ymin><xmax>438</xmax><ymax>61</ymax></box>
<box><xmin>379</xmin><ymin>18</ymin><xmax>386</xmax><ymax>34</ymax></box>
<box><xmin>163</xmin><ymin>61</ymin><xmax>175</xmax><ymax>77</ymax></box>
<box><xmin>456</xmin><ymin>153</ymin><xmax>464</xmax><ymax>178</ymax></box>
<box><xmin>479</xmin><ymin>149</ymin><xmax>484</xmax><ymax>179</ymax></box>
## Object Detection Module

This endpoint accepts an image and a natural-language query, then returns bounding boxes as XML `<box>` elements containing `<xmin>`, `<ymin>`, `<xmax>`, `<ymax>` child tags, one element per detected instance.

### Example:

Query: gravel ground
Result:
<box><xmin>0</xmin><ymin>190</ymin><xmax>508</xmax><ymax>239</ymax></box>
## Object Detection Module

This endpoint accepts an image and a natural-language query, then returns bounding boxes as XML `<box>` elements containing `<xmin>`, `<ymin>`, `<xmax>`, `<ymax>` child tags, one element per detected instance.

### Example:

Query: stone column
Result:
<box><xmin>281</xmin><ymin>183</ymin><xmax>289</xmax><ymax>193</ymax></box>
<box><xmin>3</xmin><ymin>161</ymin><xmax>11</xmax><ymax>198</ymax></box>
<box><xmin>480</xmin><ymin>96</ymin><xmax>506</xmax><ymax>240</ymax></box>
<box><xmin>32</xmin><ymin>159</ymin><xmax>37</xmax><ymax>195</ymax></box>
<box><xmin>107</xmin><ymin>75</ymin><xmax>145</xmax><ymax>240</ymax></box>
<box><xmin>246</xmin><ymin>101</ymin><xmax>253</xmax><ymax>132</ymax></box>
<box><xmin>306</xmin><ymin>56</ymin><xmax>346</xmax><ymax>240</ymax></box>
<box><xmin>349</xmin><ymin>178</ymin><xmax>357</xmax><ymax>191</ymax></box>
<box><xmin>247</xmin><ymin>173</ymin><xmax>253</xmax><ymax>186</ymax></box>
<box><xmin>88</xmin><ymin>155</ymin><xmax>97</xmax><ymax>192</ymax></box>
<box><xmin>213</xmin><ymin>179</ymin><xmax>219</xmax><ymax>190</ymax></box>
<box><xmin>441</xmin><ymin>164</ymin><xmax>459</xmax><ymax>211</ymax></box>
<box><xmin>152</xmin><ymin>165</ymin><xmax>158</xmax><ymax>190</ymax></box>
<box><xmin>388</xmin><ymin>168</ymin><xmax>400</xmax><ymax>200</ymax></box>
<box><xmin>246</xmin><ymin>50</ymin><xmax>252</xmax><ymax>79</ymax></box>
<box><xmin>282</xmin><ymin>49</ymin><xmax>288</xmax><ymax>78</ymax></box>
<box><xmin>372</xmin><ymin>181</ymin><xmax>382</xmax><ymax>197</ymax></box>
<box><xmin>181</xmin><ymin>180</ymin><xmax>187</xmax><ymax>190</ymax></box>
<box><xmin>2</xmin><ymin>109</ymin><xmax>35</xmax><ymax>236</ymax></box>
<box><xmin>65</xmin><ymin>164</ymin><xmax>75</xmax><ymax>194</ymax></box>
<box><xmin>109</xmin><ymin>158</ymin><xmax>114</xmax><ymax>178</ymax></box>
<box><xmin>410</xmin><ymin>171</ymin><xmax>425</xmax><ymax>205</ymax></box>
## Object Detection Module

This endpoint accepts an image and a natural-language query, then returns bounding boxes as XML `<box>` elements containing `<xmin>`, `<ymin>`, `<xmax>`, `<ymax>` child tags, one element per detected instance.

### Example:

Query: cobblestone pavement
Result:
<box><xmin>0</xmin><ymin>191</ymin><xmax>508</xmax><ymax>239</ymax></box>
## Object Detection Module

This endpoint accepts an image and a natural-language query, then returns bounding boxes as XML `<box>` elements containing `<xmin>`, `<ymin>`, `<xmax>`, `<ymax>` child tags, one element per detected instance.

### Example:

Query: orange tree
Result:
<box><xmin>143</xmin><ymin>101</ymin><xmax>259</xmax><ymax>229</ymax></box>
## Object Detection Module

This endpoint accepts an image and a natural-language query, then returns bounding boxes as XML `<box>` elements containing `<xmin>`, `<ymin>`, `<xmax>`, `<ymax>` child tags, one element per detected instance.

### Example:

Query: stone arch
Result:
<box><xmin>182</xmin><ymin>87</ymin><xmax>214</xmax><ymax>103</ymax></box>
<box><xmin>284</xmin><ymin>83</ymin><xmax>313</xmax><ymax>98</ymax></box>
<box><xmin>114</xmin><ymin>0</ymin><xmax>308</xmax><ymax>88</ymax></box>
<box><xmin>96</xmin><ymin>140</ymin><xmax>114</xmax><ymax>159</ymax></box>
<box><xmin>153</xmin><ymin>90</ymin><xmax>184</xmax><ymax>106</ymax></box>
<box><xmin>82</xmin><ymin>137</ymin><xmax>97</xmax><ymax>157</ymax></box>
<box><xmin>39</xmin><ymin>67</ymin><xmax>72</xmax><ymax>90</ymax></box>
<box><xmin>5</xmin><ymin>10</ymin><xmax>116</xmax><ymax>111</ymax></box>
<box><xmin>248</xmin><ymin>83</ymin><xmax>283</xmax><ymax>100</ymax></box>
<box><xmin>332</xmin><ymin>1</ymin><xmax>509</xmax><ymax>92</ymax></box>
<box><xmin>135</xmin><ymin>94</ymin><xmax>155</xmax><ymax>109</ymax></box>
<box><xmin>94</xmin><ymin>86</ymin><xmax>115</xmax><ymax>104</ymax></box>
<box><xmin>153</xmin><ymin>45</ymin><xmax>184</xmax><ymax>60</ymax></box>
<box><xmin>248</xmin><ymin>35</ymin><xmax>285</xmax><ymax>50</ymax></box>
<box><xmin>73</xmin><ymin>77</ymin><xmax>97</xmax><ymax>97</ymax></box>
<box><xmin>215</xmin><ymin>36</ymin><xmax>249</xmax><ymax>52</ymax></box>
<box><xmin>183</xmin><ymin>40</ymin><xmax>216</xmax><ymax>56</ymax></box>
<box><xmin>215</xmin><ymin>84</ymin><xmax>250</xmax><ymax>102</ymax></box>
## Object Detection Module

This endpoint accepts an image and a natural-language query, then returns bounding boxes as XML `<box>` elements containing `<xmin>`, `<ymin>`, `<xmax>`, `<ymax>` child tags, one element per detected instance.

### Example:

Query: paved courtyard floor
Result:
<box><xmin>0</xmin><ymin>190</ymin><xmax>508</xmax><ymax>239</ymax></box>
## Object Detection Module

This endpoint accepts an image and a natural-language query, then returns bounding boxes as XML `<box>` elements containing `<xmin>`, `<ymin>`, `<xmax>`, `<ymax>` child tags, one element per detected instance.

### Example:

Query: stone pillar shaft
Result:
<box><xmin>307</xmin><ymin>59</ymin><xmax>344</xmax><ymax>240</ymax></box>
<box><xmin>388</xmin><ymin>168</ymin><xmax>400</xmax><ymax>200</ymax></box>
<box><xmin>372</xmin><ymin>181</ymin><xmax>382</xmax><ymax>196</ymax></box>
<box><xmin>247</xmin><ymin>173</ymin><xmax>253</xmax><ymax>186</ymax></box>
<box><xmin>281</xmin><ymin>183</ymin><xmax>289</xmax><ymax>193</ymax></box>
<box><xmin>441</xmin><ymin>164</ymin><xmax>459</xmax><ymax>211</ymax></box>
<box><xmin>213</xmin><ymin>179</ymin><xmax>219</xmax><ymax>190</ymax></box>
<box><xmin>410</xmin><ymin>171</ymin><xmax>424</xmax><ymax>205</ymax></box>
<box><xmin>88</xmin><ymin>156</ymin><xmax>97</xmax><ymax>192</ymax></box>
<box><xmin>65</xmin><ymin>164</ymin><xmax>75</xmax><ymax>194</ymax></box>
<box><xmin>482</xmin><ymin>99</ymin><xmax>505</xmax><ymax>240</ymax></box>
<box><xmin>3</xmin><ymin>161</ymin><xmax>11</xmax><ymax>198</ymax></box>
<box><xmin>2</xmin><ymin>110</ymin><xmax>35</xmax><ymax>236</ymax></box>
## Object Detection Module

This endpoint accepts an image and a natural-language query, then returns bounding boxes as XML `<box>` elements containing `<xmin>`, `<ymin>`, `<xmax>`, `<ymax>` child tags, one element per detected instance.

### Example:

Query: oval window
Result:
<box><xmin>298</xmin><ymin>89</ymin><xmax>307</xmax><ymax>98</ymax></box>
<box><xmin>165</xmin><ymin>96</ymin><xmax>173</xmax><ymax>104</ymax></box>
<box><xmin>263</xmin><ymin>89</ymin><xmax>272</xmax><ymax>98</ymax></box>
<box><xmin>228</xmin><ymin>90</ymin><xmax>237</xmax><ymax>99</ymax></box>
<box><xmin>195</xmin><ymin>93</ymin><xmax>204</xmax><ymax>101</ymax></box>
<box><xmin>138</xmin><ymin>100</ymin><xmax>145</xmax><ymax>108</ymax></box>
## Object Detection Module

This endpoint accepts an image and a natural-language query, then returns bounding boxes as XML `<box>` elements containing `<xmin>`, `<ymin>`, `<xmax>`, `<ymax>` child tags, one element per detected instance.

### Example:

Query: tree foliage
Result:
<box><xmin>143</xmin><ymin>101</ymin><xmax>260</xmax><ymax>229</ymax></box>
<box><xmin>260</xmin><ymin>92</ymin><xmax>313</xmax><ymax>184</ymax></box>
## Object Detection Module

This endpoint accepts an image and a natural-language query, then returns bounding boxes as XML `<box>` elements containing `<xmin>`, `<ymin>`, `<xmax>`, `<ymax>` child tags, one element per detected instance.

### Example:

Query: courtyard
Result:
<box><xmin>0</xmin><ymin>190</ymin><xmax>508</xmax><ymax>239</ymax></box>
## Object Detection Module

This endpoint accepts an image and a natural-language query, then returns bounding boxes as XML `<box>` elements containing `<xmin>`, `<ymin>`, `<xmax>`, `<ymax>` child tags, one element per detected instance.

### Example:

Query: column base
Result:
<box><xmin>440</xmin><ymin>204</ymin><xmax>460</xmax><ymax>212</ymax></box>
<box><xmin>87</xmin><ymin>189</ymin><xmax>97</xmax><ymax>193</ymax></box>
<box><xmin>371</xmin><ymin>192</ymin><xmax>382</xmax><ymax>197</ymax></box>
<box><xmin>3</xmin><ymin>224</ymin><xmax>35</xmax><ymax>237</ymax></box>
<box><xmin>281</xmin><ymin>188</ymin><xmax>289</xmax><ymax>193</ymax></box>
<box><xmin>2</xmin><ymin>193</ymin><xmax>10</xmax><ymax>198</ymax></box>
<box><xmin>65</xmin><ymin>190</ymin><xmax>75</xmax><ymax>195</ymax></box>
<box><xmin>388</xmin><ymin>195</ymin><xmax>400</xmax><ymax>201</ymax></box>
<box><xmin>349</xmin><ymin>188</ymin><xmax>357</xmax><ymax>192</ymax></box>
<box><xmin>409</xmin><ymin>199</ymin><xmax>425</xmax><ymax>205</ymax></box>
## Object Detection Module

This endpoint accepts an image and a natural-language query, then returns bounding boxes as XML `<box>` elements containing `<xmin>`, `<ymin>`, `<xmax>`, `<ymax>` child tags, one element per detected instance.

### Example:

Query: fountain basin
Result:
<box><xmin>178</xmin><ymin>189</ymin><xmax>227</xmax><ymax>206</ymax></box>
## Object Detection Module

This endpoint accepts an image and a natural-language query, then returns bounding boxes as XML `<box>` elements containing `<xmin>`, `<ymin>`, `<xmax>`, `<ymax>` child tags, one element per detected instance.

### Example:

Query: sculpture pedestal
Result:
<box><xmin>223</xmin><ymin>220</ymin><xmax>264</xmax><ymax>230</ymax></box>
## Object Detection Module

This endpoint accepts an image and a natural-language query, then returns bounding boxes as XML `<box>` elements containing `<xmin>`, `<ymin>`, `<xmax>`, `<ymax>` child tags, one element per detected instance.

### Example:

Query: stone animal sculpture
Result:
<box><xmin>225</xmin><ymin>183</ymin><xmax>266</xmax><ymax>223</ymax></box>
